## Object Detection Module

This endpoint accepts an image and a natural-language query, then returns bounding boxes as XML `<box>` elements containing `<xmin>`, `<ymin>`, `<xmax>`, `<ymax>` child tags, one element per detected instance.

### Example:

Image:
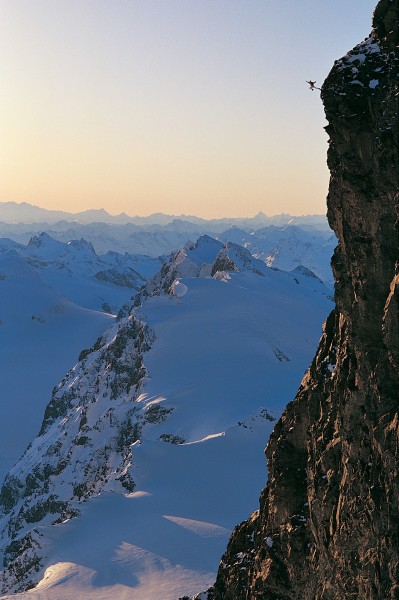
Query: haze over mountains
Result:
<box><xmin>0</xmin><ymin>201</ymin><xmax>331</xmax><ymax>228</ymax></box>
<box><xmin>0</xmin><ymin>202</ymin><xmax>335</xmax><ymax>284</ymax></box>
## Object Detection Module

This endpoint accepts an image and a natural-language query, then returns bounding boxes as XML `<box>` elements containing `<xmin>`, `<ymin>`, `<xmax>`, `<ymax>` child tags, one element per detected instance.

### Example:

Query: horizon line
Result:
<box><xmin>0</xmin><ymin>200</ymin><xmax>327</xmax><ymax>221</ymax></box>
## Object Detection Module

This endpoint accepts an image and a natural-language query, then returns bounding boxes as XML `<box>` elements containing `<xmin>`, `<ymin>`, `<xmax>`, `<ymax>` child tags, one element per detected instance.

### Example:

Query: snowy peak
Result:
<box><xmin>27</xmin><ymin>233</ymin><xmax>95</xmax><ymax>262</ymax></box>
<box><xmin>212</xmin><ymin>243</ymin><xmax>267</xmax><ymax>278</ymax></box>
<box><xmin>130</xmin><ymin>233</ymin><xmax>330</xmax><ymax>313</ymax></box>
<box><xmin>66</xmin><ymin>238</ymin><xmax>96</xmax><ymax>255</ymax></box>
<box><xmin>169</xmin><ymin>235</ymin><xmax>224</xmax><ymax>276</ymax></box>
<box><xmin>128</xmin><ymin>235</ymin><xmax>273</xmax><ymax>310</ymax></box>
<box><xmin>0</xmin><ymin>232</ymin><xmax>160</xmax><ymax>314</ymax></box>
<box><xmin>27</xmin><ymin>232</ymin><xmax>66</xmax><ymax>257</ymax></box>
<box><xmin>130</xmin><ymin>236</ymin><xmax>224</xmax><ymax>305</ymax></box>
<box><xmin>218</xmin><ymin>227</ymin><xmax>249</xmax><ymax>245</ymax></box>
<box><xmin>219</xmin><ymin>224</ymin><xmax>335</xmax><ymax>285</ymax></box>
<box><xmin>185</xmin><ymin>235</ymin><xmax>224</xmax><ymax>265</ymax></box>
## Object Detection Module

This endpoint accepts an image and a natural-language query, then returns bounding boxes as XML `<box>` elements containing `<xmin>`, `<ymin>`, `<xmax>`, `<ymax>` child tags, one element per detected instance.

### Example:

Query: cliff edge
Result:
<box><xmin>214</xmin><ymin>1</ymin><xmax>399</xmax><ymax>598</ymax></box>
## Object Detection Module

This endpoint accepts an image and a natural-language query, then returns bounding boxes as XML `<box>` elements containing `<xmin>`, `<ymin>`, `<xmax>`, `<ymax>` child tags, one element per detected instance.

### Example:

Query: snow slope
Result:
<box><xmin>0</xmin><ymin>233</ymin><xmax>162</xmax><ymax>314</ymax></box>
<box><xmin>0</xmin><ymin>251</ymin><xmax>114</xmax><ymax>483</ymax></box>
<box><xmin>0</xmin><ymin>237</ymin><xmax>333</xmax><ymax>599</ymax></box>
<box><xmin>22</xmin><ymin>233</ymin><xmax>162</xmax><ymax>313</ymax></box>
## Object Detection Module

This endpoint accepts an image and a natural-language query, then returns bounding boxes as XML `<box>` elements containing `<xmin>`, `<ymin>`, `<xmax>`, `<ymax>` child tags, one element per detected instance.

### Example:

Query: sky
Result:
<box><xmin>0</xmin><ymin>0</ymin><xmax>376</xmax><ymax>219</ymax></box>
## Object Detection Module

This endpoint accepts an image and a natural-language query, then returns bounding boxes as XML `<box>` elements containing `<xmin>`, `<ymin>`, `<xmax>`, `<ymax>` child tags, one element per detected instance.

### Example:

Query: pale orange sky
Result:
<box><xmin>0</xmin><ymin>0</ymin><xmax>376</xmax><ymax>218</ymax></box>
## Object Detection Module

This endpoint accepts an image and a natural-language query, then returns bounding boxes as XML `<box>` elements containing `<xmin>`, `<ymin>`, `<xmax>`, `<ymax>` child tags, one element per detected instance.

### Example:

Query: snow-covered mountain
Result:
<box><xmin>220</xmin><ymin>225</ymin><xmax>336</xmax><ymax>285</ymax></box>
<box><xmin>0</xmin><ymin>250</ymin><xmax>115</xmax><ymax>484</ymax></box>
<box><xmin>0</xmin><ymin>236</ymin><xmax>333</xmax><ymax>599</ymax></box>
<box><xmin>0</xmin><ymin>219</ymin><xmax>333</xmax><ymax>256</ymax></box>
<box><xmin>0</xmin><ymin>233</ymin><xmax>162</xmax><ymax>314</ymax></box>
<box><xmin>0</xmin><ymin>206</ymin><xmax>334</xmax><ymax>286</ymax></box>
<box><xmin>0</xmin><ymin>235</ymin><xmax>161</xmax><ymax>484</ymax></box>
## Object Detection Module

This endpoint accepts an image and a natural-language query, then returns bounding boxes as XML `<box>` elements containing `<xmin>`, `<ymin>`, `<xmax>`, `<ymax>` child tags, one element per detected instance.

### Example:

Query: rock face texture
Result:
<box><xmin>0</xmin><ymin>315</ymin><xmax>154</xmax><ymax>593</ymax></box>
<box><xmin>214</xmin><ymin>2</ymin><xmax>399</xmax><ymax>599</ymax></box>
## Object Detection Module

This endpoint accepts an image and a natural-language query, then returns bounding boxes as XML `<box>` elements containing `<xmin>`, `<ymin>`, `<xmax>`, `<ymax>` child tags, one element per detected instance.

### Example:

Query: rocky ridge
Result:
<box><xmin>122</xmin><ymin>235</ymin><xmax>291</xmax><ymax>314</ymax></box>
<box><xmin>213</xmin><ymin>1</ymin><xmax>399</xmax><ymax>599</ymax></box>
<box><xmin>0</xmin><ymin>315</ymin><xmax>154</xmax><ymax>593</ymax></box>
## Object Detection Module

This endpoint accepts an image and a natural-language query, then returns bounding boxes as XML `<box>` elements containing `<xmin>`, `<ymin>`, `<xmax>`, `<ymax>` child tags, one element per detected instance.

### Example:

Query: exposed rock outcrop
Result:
<box><xmin>0</xmin><ymin>315</ymin><xmax>154</xmax><ymax>593</ymax></box>
<box><xmin>214</xmin><ymin>1</ymin><xmax>399</xmax><ymax>598</ymax></box>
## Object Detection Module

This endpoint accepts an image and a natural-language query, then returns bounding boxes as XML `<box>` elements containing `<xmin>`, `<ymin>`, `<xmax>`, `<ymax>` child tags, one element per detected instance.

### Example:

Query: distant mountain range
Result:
<box><xmin>0</xmin><ymin>201</ymin><xmax>329</xmax><ymax>230</ymax></box>
<box><xmin>0</xmin><ymin>202</ymin><xmax>335</xmax><ymax>285</ymax></box>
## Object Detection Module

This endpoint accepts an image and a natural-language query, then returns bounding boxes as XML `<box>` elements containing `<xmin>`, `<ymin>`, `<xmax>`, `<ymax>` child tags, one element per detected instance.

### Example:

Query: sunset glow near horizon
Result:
<box><xmin>1</xmin><ymin>0</ymin><xmax>376</xmax><ymax>219</ymax></box>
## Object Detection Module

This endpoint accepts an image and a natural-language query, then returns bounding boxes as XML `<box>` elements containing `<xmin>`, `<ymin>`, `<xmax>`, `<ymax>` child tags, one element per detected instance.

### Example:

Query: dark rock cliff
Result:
<box><xmin>213</xmin><ymin>1</ymin><xmax>399</xmax><ymax>598</ymax></box>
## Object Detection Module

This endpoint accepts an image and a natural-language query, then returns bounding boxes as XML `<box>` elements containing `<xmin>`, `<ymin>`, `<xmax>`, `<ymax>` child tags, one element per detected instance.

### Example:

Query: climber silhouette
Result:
<box><xmin>306</xmin><ymin>80</ymin><xmax>321</xmax><ymax>91</ymax></box>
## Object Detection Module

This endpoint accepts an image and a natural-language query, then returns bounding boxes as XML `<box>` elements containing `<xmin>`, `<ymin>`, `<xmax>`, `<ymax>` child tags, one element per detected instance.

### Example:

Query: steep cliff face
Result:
<box><xmin>214</xmin><ymin>1</ymin><xmax>399</xmax><ymax>599</ymax></box>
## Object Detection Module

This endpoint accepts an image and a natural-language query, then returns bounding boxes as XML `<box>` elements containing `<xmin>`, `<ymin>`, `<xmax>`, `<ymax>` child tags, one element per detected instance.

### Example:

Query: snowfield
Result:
<box><xmin>7</xmin><ymin>232</ymin><xmax>162</xmax><ymax>313</ymax></box>
<box><xmin>0</xmin><ymin>250</ymin><xmax>114</xmax><ymax>483</ymax></box>
<box><xmin>0</xmin><ymin>236</ymin><xmax>334</xmax><ymax>599</ymax></box>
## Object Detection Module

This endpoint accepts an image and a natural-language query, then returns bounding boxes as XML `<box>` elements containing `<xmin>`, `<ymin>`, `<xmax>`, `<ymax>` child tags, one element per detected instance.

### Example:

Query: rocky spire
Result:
<box><xmin>213</xmin><ymin>1</ymin><xmax>399</xmax><ymax>598</ymax></box>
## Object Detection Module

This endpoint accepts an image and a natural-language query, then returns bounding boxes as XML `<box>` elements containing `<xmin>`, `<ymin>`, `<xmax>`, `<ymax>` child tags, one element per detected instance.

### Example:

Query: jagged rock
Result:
<box><xmin>122</xmin><ymin>235</ymin><xmax>268</xmax><ymax>314</ymax></box>
<box><xmin>0</xmin><ymin>315</ymin><xmax>154</xmax><ymax>593</ymax></box>
<box><xmin>94</xmin><ymin>268</ymin><xmax>144</xmax><ymax>288</ymax></box>
<box><xmin>214</xmin><ymin>2</ymin><xmax>399</xmax><ymax>598</ymax></box>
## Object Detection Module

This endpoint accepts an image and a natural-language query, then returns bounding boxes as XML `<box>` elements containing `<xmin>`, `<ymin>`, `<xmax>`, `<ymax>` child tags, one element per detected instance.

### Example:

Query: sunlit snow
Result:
<box><xmin>0</xmin><ymin>236</ymin><xmax>334</xmax><ymax>599</ymax></box>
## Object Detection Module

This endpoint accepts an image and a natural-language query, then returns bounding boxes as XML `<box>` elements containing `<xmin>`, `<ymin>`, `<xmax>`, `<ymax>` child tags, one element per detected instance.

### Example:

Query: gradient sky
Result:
<box><xmin>1</xmin><ymin>0</ymin><xmax>376</xmax><ymax>218</ymax></box>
